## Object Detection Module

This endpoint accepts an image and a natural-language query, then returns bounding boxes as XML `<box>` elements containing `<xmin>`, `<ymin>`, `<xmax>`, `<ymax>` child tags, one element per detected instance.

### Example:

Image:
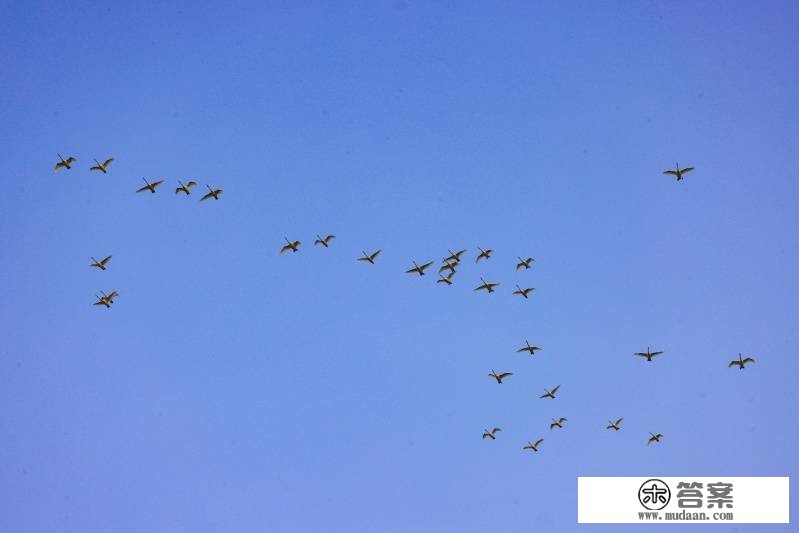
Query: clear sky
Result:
<box><xmin>1</xmin><ymin>1</ymin><xmax>797</xmax><ymax>532</ymax></box>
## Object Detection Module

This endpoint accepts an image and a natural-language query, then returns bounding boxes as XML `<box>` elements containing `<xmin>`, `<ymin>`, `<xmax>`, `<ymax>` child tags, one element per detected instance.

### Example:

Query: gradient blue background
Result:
<box><xmin>1</xmin><ymin>1</ymin><xmax>797</xmax><ymax>531</ymax></box>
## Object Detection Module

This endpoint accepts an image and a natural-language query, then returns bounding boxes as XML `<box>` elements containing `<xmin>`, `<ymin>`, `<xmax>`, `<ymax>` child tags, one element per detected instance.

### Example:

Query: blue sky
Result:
<box><xmin>1</xmin><ymin>1</ymin><xmax>797</xmax><ymax>531</ymax></box>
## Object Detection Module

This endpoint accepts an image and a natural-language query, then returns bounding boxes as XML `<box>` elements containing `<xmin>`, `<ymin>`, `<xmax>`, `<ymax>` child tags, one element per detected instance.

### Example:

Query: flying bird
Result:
<box><xmin>93</xmin><ymin>290</ymin><xmax>119</xmax><ymax>308</ymax></box>
<box><xmin>539</xmin><ymin>385</ymin><xmax>560</xmax><ymax>399</ymax></box>
<box><xmin>89</xmin><ymin>255</ymin><xmax>112</xmax><ymax>270</ymax></box>
<box><xmin>488</xmin><ymin>369</ymin><xmax>512</xmax><ymax>384</ymax></box>
<box><xmin>663</xmin><ymin>163</ymin><xmax>694</xmax><ymax>181</ymax></box>
<box><xmin>517</xmin><ymin>340</ymin><xmax>542</xmax><ymax>356</ymax></box>
<box><xmin>280</xmin><ymin>238</ymin><xmax>301</xmax><ymax>254</ymax></box>
<box><xmin>438</xmin><ymin>260</ymin><xmax>458</xmax><ymax>275</ymax></box>
<box><xmin>523</xmin><ymin>439</ymin><xmax>544</xmax><ymax>452</ymax></box>
<box><xmin>136</xmin><ymin>178</ymin><xmax>164</xmax><ymax>194</ymax></box>
<box><xmin>405</xmin><ymin>261</ymin><xmax>434</xmax><ymax>276</ymax></box>
<box><xmin>437</xmin><ymin>271</ymin><xmax>456</xmax><ymax>285</ymax></box>
<box><xmin>200</xmin><ymin>185</ymin><xmax>223</xmax><ymax>201</ymax></box>
<box><xmin>550</xmin><ymin>417</ymin><xmax>568</xmax><ymax>430</ymax></box>
<box><xmin>476</xmin><ymin>247</ymin><xmax>494</xmax><ymax>263</ymax></box>
<box><xmin>89</xmin><ymin>157</ymin><xmax>114</xmax><ymax>173</ymax></box>
<box><xmin>357</xmin><ymin>249</ymin><xmax>382</xmax><ymax>264</ymax></box>
<box><xmin>516</xmin><ymin>257</ymin><xmax>535</xmax><ymax>270</ymax></box>
<box><xmin>314</xmin><ymin>234</ymin><xmax>336</xmax><ymax>247</ymax></box>
<box><xmin>54</xmin><ymin>154</ymin><xmax>77</xmax><ymax>171</ymax></box>
<box><xmin>606</xmin><ymin>417</ymin><xmax>624</xmax><ymax>431</ymax></box>
<box><xmin>728</xmin><ymin>353</ymin><xmax>755</xmax><ymax>370</ymax></box>
<box><xmin>634</xmin><ymin>347</ymin><xmax>664</xmax><ymax>362</ymax></box>
<box><xmin>444</xmin><ymin>249</ymin><xmax>466</xmax><ymax>263</ymax></box>
<box><xmin>474</xmin><ymin>277</ymin><xmax>500</xmax><ymax>293</ymax></box>
<box><xmin>512</xmin><ymin>285</ymin><xmax>535</xmax><ymax>299</ymax></box>
<box><xmin>482</xmin><ymin>427</ymin><xmax>501</xmax><ymax>440</ymax></box>
<box><xmin>175</xmin><ymin>180</ymin><xmax>197</xmax><ymax>195</ymax></box>
<box><xmin>647</xmin><ymin>432</ymin><xmax>664</xmax><ymax>445</ymax></box>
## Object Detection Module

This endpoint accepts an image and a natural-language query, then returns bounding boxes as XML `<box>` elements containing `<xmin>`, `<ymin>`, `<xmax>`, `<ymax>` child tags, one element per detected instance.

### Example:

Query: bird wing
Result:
<box><xmin>515</xmin><ymin>263</ymin><xmax>523</xmax><ymax>271</ymax></box>
<box><xmin>728</xmin><ymin>360</ymin><xmax>739</xmax><ymax>367</ymax></box>
<box><xmin>474</xmin><ymin>284</ymin><xmax>488</xmax><ymax>291</ymax></box>
<box><xmin>370</xmin><ymin>250</ymin><xmax>382</xmax><ymax>260</ymax></box>
<box><xmin>102</xmin><ymin>158</ymin><xmax>114</xmax><ymax>167</ymax></box>
<box><xmin>200</xmin><ymin>191</ymin><xmax>214</xmax><ymax>201</ymax></box>
<box><xmin>633</xmin><ymin>352</ymin><xmax>648</xmax><ymax>358</ymax></box>
<box><xmin>539</xmin><ymin>392</ymin><xmax>550</xmax><ymax>399</ymax></box>
<box><xmin>418</xmin><ymin>261</ymin><xmax>433</xmax><ymax>272</ymax></box>
<box><xmin>743</xmin><ymin>357</ymin><xmax>755</xmax><ymax>364</ymax></box>
<box><xmin>534</xmin><ymin>439</ymin><xmax>544</xmax><ymax>447</ymax></box>
<box><xmin>488</xmin><ymin>282</ymin><xmax>500</xmax><ymax>288</ymax></box>
<box><xmin>136</xmin><ymin>185</ymin><xmax>150</xmax><ymax>193</ymax></box>
<box><xmin>54</xmin><ymin>161</ymin><xmax>66</xmax><ymax>171</ymax></box>
<box><xmin>498</xmin><ymin>372</ymin><xmax>512</xmax><ymax>379</ymax></box>
<box><xmin>516</xmin><ymin>347</ymin><xmax>528</xmax><ymax>353</ymax></box>
<box><xmin>551</xmin><ymin>385</ymin><xmax>560</xmax><ymax>394</ymax></box>
<box><xmin>492</xmin><ymin>427</ymin><xmax>501</xmax><ymax>433</ymax></box>
<box><xmin>615</xmin><ymin>417</ymin><xmax>623</xmax><ymax>426</ymax></box>
<box><xmin>279</xmin><ymin>244</ymin><xmax>292</xmax><ymax>254</ymax></box>
<box><xmin>681</xmin><ymin>167</ymin><xmax>694</xmax><ymax>173</ymax></box>
<box><xmin>663</xmin><ymin>170</ymin><xmax>678</xmax><ymax>176</ymax></box>
<box><xmin>89</xmin><ymin>164</ymin><xmax>102</xmax><ymax>171</ymax></box>
<box><xmin>151</xmin><ymin>180</ymin><xmax>164</xmax><ymax>188</ymax></box>
<box><xmin>549</xmin><ymin>423</ymin><xmax>557</xmax><ymax>430</ymax></box>
<box><xmin>186</xmin><ymin>181</ymin><xmax>197</xmax><ymax>188</ymax></box>
<box><xmin>100</xmin><ymin>255</ymin><xmax>112</xmax><ymax>265</ymax></box>
<box><xmin>650</xmin><ymin>351</ymin><xmax>663</xmax><ymax>357</ymax></box>
<box><xmin>405</xmin><ymin>266</ymin><xmax>420</xmax><ymax>274</ymax></box>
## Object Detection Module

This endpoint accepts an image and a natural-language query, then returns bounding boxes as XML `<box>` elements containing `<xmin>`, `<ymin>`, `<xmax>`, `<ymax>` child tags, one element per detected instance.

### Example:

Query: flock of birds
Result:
<box><xmin>59</xmin><ymin>153</ymin><xmax>757</xmax><ymax>455</ymax></box>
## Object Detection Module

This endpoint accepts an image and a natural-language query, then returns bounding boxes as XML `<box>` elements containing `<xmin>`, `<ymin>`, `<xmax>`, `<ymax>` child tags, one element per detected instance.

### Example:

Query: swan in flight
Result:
<box><xmin>475</xmin><ymin>247</ymin><xmax>494</xmax><ymax>263</ymax></box>
<box><xmin>89</xmin><ymin>157</ymin><xmax>114</xmax><ymax>173</ymax></box>
<box><xmin>89</xmin><ymin>255</ymin><xmax>112</xmax><ymax>270</ymax></box>
<box><xmin>280</xmin><ymin>238</ymin><xmax>301</xmax><ymax>254</ymax></box>
<box><xmin>647</xmin><ymin>432</ymin><xmax>664</xmax><ymax>445</ymax></box>
<box><xmin>549</xmin><ymin>417</ymin><xmax>567</xmax><ymax>430</ymax></box>
<box><xmin>488</xmin><ymin>369</ymin><xmax>512</xmax><ymax>384</ymax></box>
<box><xmin>474</xmin><ymin>277</ymin><xmax>500</xmax><ymax>293</ymax></box>
<box><xmin>482</xmin><ymin>427</ymin><xmax>501</xmax><ymax>440</ymax></box>
<box><xmin>512</xmin><ymin>285</ymin><xmax>535</xmax><ymax>299</ymax></box>
<box><xmin>200</xmin><ymin>185</ymin><xmax>223</xmax><ymax>201</ymax></box>
<box><xmin>136</xmin><ymin>178</ymin><xmax>164</xmax><ymax>194</ymax></box>
<box><xmin>539</xmin><ymin>385</ymin><xmax>560</xmax><ymax>399</ymax></box>
<box><xmin>663</xmin><ymin>163</ymin><xmax>694</xmax><ymax>181</ymax></box>
<box><xmin>523</xmin><ymin>439</ymin><xmax>544</xmax><ymax>452</ymax></box>
<box><xmin>516</xmin><ymin>340</ymin><xmax>542</xmax><ymax>356</ymax></box>
<box><xmin>606</xmin><ymin>417</ymin><xmax>623</xmax><ymax>431</ymax></box>
<box><xmin>54</xmin><ymin>154</ymin><xmax>77</xmax><ymax>171</ymax></box>
<box><xmin>175</xmin><ymin>180</ymin><xmax>197</xmax><ymax>195</ymax></box>
<box><xmin>634</xmin><ymin>347</ymin><xmax>663</xmax><ymax>362</ymax></box>
<box><xmin>516</xmin><ymin>257</ymin><xmax>535</xmax><ymax>270</ymax></box>
<box><xmin>357</xmin><ymin>249</ymin><xmax>382</xmax><ymax>264</ymax></box>
<box><xmin>405</xmin><ymin>261</ymin><xmax>434</xmax><ymax>276</ymax></box>
<box><xmin>728</xmin><ymin>353</ymin><xmax>755</xmax><ymax>369</ymax></box>
<box><xmin>314</xmin><ymin>234</ymin><xmax>336</xmax><ymax>247</ymax></box>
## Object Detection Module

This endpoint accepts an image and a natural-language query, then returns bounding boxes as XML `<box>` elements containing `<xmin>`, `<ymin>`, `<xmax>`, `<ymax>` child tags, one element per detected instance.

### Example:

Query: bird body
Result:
<box><xmin>482</xmin><ymin>427</ymin><xmax>501</xmax><ymax>440</ymax></box>
<box><xmin>474</xmin><ymin>277</ymin><xmax>500</xmax><ymax>293</ymax></box>
<box><xmin>357</xmin><ymin>249</ymin><xmax>382</xmax><ymax>264</ymax></box>
<box><xmin>540</xmin><ymin>385</ymin><xmax>560</xmax><ymax>399</ymax></box>
<box><xmin>488</xmin><ymin>369</ymin><xmax>512</xmax><ymax>384</ymax></box>
<box><xmin>90</xmin><ymin>255</ymin><xmax>112</xmax><ymax>270</ymax></box>
<box><xmin>136</xmin><ymin>178</ymin><xmax>164</xmax><ymax>194</ymax></box>
<box><xmin>200</xmin><ymin>185</ymin><xmax>223</xmax><ymax>201</ymax></box>
<box><xmin>175</xmin><ymin>180</ymin><xmax>197</xmax><ymax>195</ymax></box>
<box><xmin>513</xmin><ymin>285</ymin><xmax>535</xmax><ymax>298</ymax></box>
<box><xmin>314</xmin><ymin>234</ymin><xmax>336</xmax><ymax>247</ymax></box>
<box><xmin>523</xmin><ymin>439</ymin><xmax>544</xmax><ymax>452</ymax></box>
<box><xmin>517</xmin><ymin>340</ymin><xmax>542</xmax><ymax>356</ymax></box>
<box><xmin>280</xmin><ymin>238</ymin><xmax>301</xmax><ymax>254</ymax></box>
<box><xmin>406</xmin><ymin>261</ymin><xmax>433</xmax><ymax>276</ymax></box>
<box><xmin>516</xmin><ymin>257</ymin><xmax>535</xmax><ymax>270</ymax></box>
<box><xmin>729</xmin><ymin>353</ymin><xmax>755</xmax><ymax>369</ymax></box>
<box><xmin>476</xmin><ymin>247</ymin><xmax>494</xmax><ymax>262</ymax></box>
<box><xmin>634</xmin><ymin>347</ymin><xmax>663</xmax><ymax>362</ymax></box>
<box><xmin>89</xmin><ymin>157</ymin><xmax>114</xmax><ymax>173</ymax></box>
<box><xmin>54</xmin><ymin>154</ymin><xmax>77</xmax><ymax>171</ymax></box>
<box><xmin>663</xmin><ymin>163</ymin><xmax>695</xmax><ymax>181</ymax></box>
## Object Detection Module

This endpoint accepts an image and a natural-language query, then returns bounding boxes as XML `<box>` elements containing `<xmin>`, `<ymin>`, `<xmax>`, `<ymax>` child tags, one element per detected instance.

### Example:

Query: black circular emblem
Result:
<box><xmin>638</xmin><ymin>479</ymin><xmax>671</xmax><ymax>510</ymax></box>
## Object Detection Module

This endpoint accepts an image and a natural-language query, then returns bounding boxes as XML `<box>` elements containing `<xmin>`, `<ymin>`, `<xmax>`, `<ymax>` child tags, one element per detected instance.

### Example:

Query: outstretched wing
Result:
<box><xmin>279</xmin><ymin>244</ymin><xmax>292</xmax><ymax>254</ymax></box>
<box><xmin>539</xmin><ymin>392</ymin><xmax>550</xmax><ymax>399</ymax></box>
<box><xmin>681</xmin><ymin>167</ymin><xmax>694</xmax><ymax>174</ymax></box>
<box><xmin>551</xmin><ymin>385</ymin><xmax>560</xmax><ymax>394</ymax></box>
<box><xmin>663</xmin><ymin>170</ymin><xmax>678</xmax><ymax>176</ymax></box>
<box><xmin>100</xmin><ymin>255</ymin><xmax>112</xmax><ymax>266</ymax></box>
<box><xmin>534</xmin><ymin>439</ymin><xmax>544</xmax><ymax>447</ymax></box>
<box><xmin>516</xmin><ymin>346</ymin><xmax>529</xmax><ymax>353</ymax></box>
<box><xmin>498</xmin><ymin>372</ymin><xmax>512</xmax><ymax>379</ymax></box>
<box><xmin>614</xmin><ymin>417</ymin><xmax>623</xmax><ymax>426</ymax></box>
<box><xmin>474</xmin><ymin>284</ymin><xmax>487</xmax><ymax>292</ymax></box>
<box><xmin>633</xmin><ymin>352</ymin><xmax>648</xmax><ymax>358</ymax></box>
<box><xmin>418</xmin><ymin>261</ymin><xmax>433</xmax><ymax>272</ymax></box>
<box><xmin>89</xmin><ymin>164</ymin><xmax>102</xmax><ymax>172</ymax></box>
<box><xmin>370</xmin><ymin>249</ymin><xmax>382</xmax><ymax>260</ymax></box>
<box><xmin>491</xmin><ymin>427</ymin><xmax>501</xmax><ymax>434</ymax></box>
<box><xmin>200</xmin><ymin>191</ymin><xmax>215</xmax><ymax>201</ymax></box>
<box><xmin>102</xmin><ymin>158</ymin><xmax>114</xmax><ymax>167</ymax></box>
<box><xmin>728</xmin><ymin>360</ymin><xmax>739</xmax><ymax>368</ymax></box>
<box><xmin>136</xmin><ymin>184</ymin><xmax>150</xmax><ymax>193</ymax></box>
<box><xmin>650</xmin><ymin>351</ymin><xmax>663</xmax><ymax>357</ymax></box>
<box><xmin>151</xmin><ymin>180</ymin><xmax>164</xmax><ymax>188</ymax></box>
<box><xmin>742</xmin><ymin>357</ymin><xmax>755</xmax><ymax>364</ymax></box>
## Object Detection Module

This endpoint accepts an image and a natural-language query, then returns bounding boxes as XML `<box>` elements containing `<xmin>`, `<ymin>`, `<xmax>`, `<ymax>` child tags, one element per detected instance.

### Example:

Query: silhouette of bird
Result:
<box><xmin>357</xmin><ymin>249</ymin><xmax>382</xmax><ymax>264</ymax></box>
<box><xmin>523</xmin><ymin>439</ymin><xmax>544</xmax><ymax>452</ymax></box>
<box><xmin>539</xmin><ymin>385</ymin><xmax>560</xmax><ymax>399</ymax></box>
<box><xmin>512</xmin><ymin>285</ymin><xmax>535</xmax><ymax>299</ymax></box>
<box><xmin>444</xmin><ymin>249</ymin><xmax>466</xmax><ymax>263</ymax></box>
<box><xmin>437</xmin><ymin>271</ymin><xmax>456</xmax><ymax>285</ymax></box>
<box><xmin>647</xmin><ymin>432</ymin><xmax>664</xmax><ymax>445</ymax></box>
<box><xmin>729</xmin><ymin>353</ymin><xmax>755</xmax><ymax>369</ymax></box>
<box><xmin>89</xmin><ymin>255</ymin><xmax>112</xmax><ymax>271</ymax></box>
<box><xmin>663</xmin><ymin>163</ymin><xmax>694</xmax><ymax>181</ymax></box>
<box><xmin>136</xmin><ymin>178</ymin><xmax>164</xmax><ymax>194</ymax></box>
<box><xmin>550</xmin><ymin>417</ymin><xmax>567</xmax><ymax>430</ymax></box>
<box><xmin>517</xmin><ymin>340</ymin><xmax>542</xmax><ymax>356</ymax></box>
<box><xmin>54</xmin><ymin>154</ymin><xmax>77</xmax><ymax>171</ymax></box>
<box><xmin>488</xmin><ymin>369</ymin><xmax>512</xmax><ymax>384</ymax></box>
<box><xmin>438</xmin><ymin>260</ymin><xmax>458</xmax><ymax>275</ymax></box>
<box><xmin>482</xmin><ymin>427</ymin><xmax>502</xmax><ymax>440</ymax></box>
<box><xmin>89</xmin><ymin>157</ymin><xmax>114</xmax><ymax>173</ymax></box>
<box><xmin>280</xmin><ymin>238</ymin><xmax>301</xmax><ymax>254</ymax></box>
<box><xmin>634</xmin><ymin>347</ymin><xmax>663</xmax><ymax>362</ymax></box>
<box><xmin>200</xmin><ymin>185</ymin><xmax>223</xmax><ymax>201</ymax></box>
<box><xmin>175</xmin><ymin>180</ymin><xmax>197</xmax><ymax>195</ymax></box>
<box><xmin>474</xmin><ymin>277</ymin><xmax>500</xmax><ymax>293</ymax></box>
<box><xmin>406</xmin><ymin>261</ymin><xmax>433</xmax><ymax>276</ymax></box>
<box><xmin>606</xmin><ymin>417</ymin><xmax>624</xmax><ymax>431</ymax></box>
<box><xmin>516</xmin><ymin>257</ymin><xmax>535</xmax><ymax>270</ymax></box>
<box><xmin>476</xmin><ymin>247</ymin><xmax>494</xmax><ymax>263</ymax></box>
<box><xmin>314</xmin><ymin>234</ymin><xmax>336</xmax><ymax>247</ymax></box>
<box><xmin>93</xmin><ymin>290</ymin><xmax>119</xmax><ymax>308</ymax></box>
